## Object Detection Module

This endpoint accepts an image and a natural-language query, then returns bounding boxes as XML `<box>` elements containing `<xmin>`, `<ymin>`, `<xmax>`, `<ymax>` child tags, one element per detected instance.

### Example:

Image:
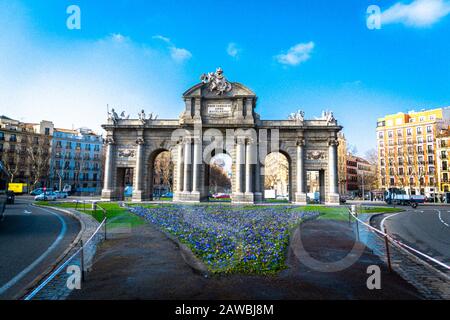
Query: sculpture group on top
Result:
<box><xmin>200</xmin><ymin>67</ymin><xmax>233</xmax><ymax>95</ymax></box>
<box><xmin>108</xmin><ymin>106</ymin><xmax>158</xmax><ymax>124</ymax></box>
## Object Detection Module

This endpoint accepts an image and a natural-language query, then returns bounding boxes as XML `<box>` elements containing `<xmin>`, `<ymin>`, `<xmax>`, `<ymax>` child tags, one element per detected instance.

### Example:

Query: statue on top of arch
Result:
<box><xmin>200</xmin><ymin>67</ymin><xmax>233</xmax><ymax>95</ymax></box>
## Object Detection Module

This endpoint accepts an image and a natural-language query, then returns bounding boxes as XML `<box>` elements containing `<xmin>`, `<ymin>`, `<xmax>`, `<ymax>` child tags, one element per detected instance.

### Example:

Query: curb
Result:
<box><xmin>17</xmin><ymin>204</ymin><xmax>99</xmax><ymax>300</ymax></box>
<box><xmin>158</xmin><ymin>228</ymin><xmax>210</xmax><ymax>277</ymax></box>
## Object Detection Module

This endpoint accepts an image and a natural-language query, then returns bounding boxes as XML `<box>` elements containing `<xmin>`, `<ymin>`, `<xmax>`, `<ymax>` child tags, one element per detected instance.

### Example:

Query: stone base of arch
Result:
<box><xmin>131</xmin><ymin>190</ymin><xmax>146</xmax><ymax>202</ymax></box>
<box><xmin>326</xmin><ymin>193</ymin><xmax>340</xmax><ymax>206</ymax></box>
<box><xmin>294</xmin><ymin>192</ymin><xmax>307</xmax><ymax>205</ymax></box>
<box><xmin>101</xmin><ymin>189</ymin><xmax>115</xmax><ymax>201</ymax></box>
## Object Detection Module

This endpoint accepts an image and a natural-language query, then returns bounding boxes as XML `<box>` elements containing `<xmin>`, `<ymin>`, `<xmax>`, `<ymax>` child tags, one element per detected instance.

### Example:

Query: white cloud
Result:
<box><xmin>381</xmin><ymin>0</ymin><xmax>450</xmax><ymax>27</ymax></box>
<box><xmin>170</xmin><ymin>47</ymin><xmax>192</xmax><ymax>63</ymax></box>
<box><xmin>275</xmin><ymin>42</ymin><xmax>315</xmax><ymax>66</ymax></box>
<box><xmin>153</xmin><ymin>35</ymin><xmax>192</xmax><ymax>63</ymax></box>
<box><xmin>227</xmin><ymin>42</ymin><xmax>241</xmax><ymax>58</ymax></box>
<box><xmin>110</xmin><ymin>33</ymin><xmax>129</xmax><ymax>43</ymax></box>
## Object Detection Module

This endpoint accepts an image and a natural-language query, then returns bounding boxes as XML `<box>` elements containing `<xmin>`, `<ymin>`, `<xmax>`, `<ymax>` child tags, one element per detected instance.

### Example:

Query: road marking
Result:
<box><xmin>436</xmin><ymin>210</ymin><xmax>450</xmax><ymax>228</ymax></box>
<box><xmin>0</xmin><ymin>207</ymin><xmax>67</xmax><ymax>296</ymax></box>
<box><xmin>24</xmin><ymin>210</ymin><xmax>32</xmax><ymax>215</ymax></box>
<box><xmin>380</xmin><ymin>211</ymin><xmax>403</xmax><ymax>233</ymax></box>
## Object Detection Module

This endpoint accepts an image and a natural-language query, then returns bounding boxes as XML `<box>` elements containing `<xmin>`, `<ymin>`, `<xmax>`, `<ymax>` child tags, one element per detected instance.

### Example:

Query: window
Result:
<box><xmin>9</xmin><ymin>134</ymin><xmax>17</xmax><ymax>142</ymax></box>
<box><xmin>0</xmin><ymin>143</ymin><xmax>3</xmax><ymax>152</ymax></box>
<box><xmin>378</xmin><ymin>132</ymin><xmax>384</xmax><ymax>139</ymax></box>
<box><xmin>417</xmin><ymin>137</ymin><xmax>423</xmax><ymax>144</ymax></box>
<box><xmin>419</xmin><ymin>116</ymin><xmax>425</xmax><ymax>122</ymax></box>
<box><xmin>443</xmin><ymin>161</ymin><xmax>448</xmax><ymax>171</ymax></box>
<box><xmin>386</xmin><ymin>120</ymin><xmax>393</xmax><ymax>126</ymax></box>
<box><xmin>398</xmin><ymin>167</ymin><xmax>404</xmax><ymax>176</ymax></box>
<box><xmin>407</xmin><ymin>128</ymin><xmax>412</xmax><ymax>136</ymax></box>
<box><xmin>417</xmin><ymin>127</ymin><xmax>422</xmax><ymax>135</ymax></box>
<box><xmin>45</xmin><ymin>127</ymin><xmax>50</xmax><ymax>135</ymax></box>
<box><xmin>427</xmin><ymin>126</ymin><xmax>432</xmax><ymax>133</ymax></box>
<box><xmin>0</xmin><ymin>132</ymin><xmax>4</xmax><ymax>141</ymax></box>
<box><xmin>388</xmin><ymin>131</ymin><xmax>394</xmax><ymax>138</ymax></box>
<box><xmin>427</xmin><ymin>136</ymin><xmax>433</xmax><ymax>143</ymax></box>
<box><xmin>397</xmin><ymin>129</ymin><xmax>403</xmax><ymax>137</ymax></box>
<box><xmin>409</xmin><ymin>118</ymin><xmax>416</xmax><ymax>123</ymax></box>
<box><xmin>430</xmin><ymin>115</ymin><xmax>436</xmax><ymax>121</ymax></box>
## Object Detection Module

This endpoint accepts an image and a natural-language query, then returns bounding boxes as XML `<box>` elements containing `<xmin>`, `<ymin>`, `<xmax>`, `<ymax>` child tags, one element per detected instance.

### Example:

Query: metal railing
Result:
<box><xmin>23</xmin><ymin>206</ymin><xmax>108</xmax><ymax>300</ymax></box>
<box><xmin>349</xmin><ymin>206</ymin><xmax>450</xmax><ymax>273</ymax></box>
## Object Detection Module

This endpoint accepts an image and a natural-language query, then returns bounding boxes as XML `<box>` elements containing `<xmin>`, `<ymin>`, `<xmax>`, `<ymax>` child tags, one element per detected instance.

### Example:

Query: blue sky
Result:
<box><xmin>1</xmin><ymin>0</ymin><xmax>449</xmax><ymax>155</ymax></box>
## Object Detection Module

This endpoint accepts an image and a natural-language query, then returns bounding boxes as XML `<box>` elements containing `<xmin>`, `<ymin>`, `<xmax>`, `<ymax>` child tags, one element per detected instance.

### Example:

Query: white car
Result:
<box><xmin>35</xmin><ymin>192</ymin><xmax>57</xmax><ymax>201</ymax></box>
<box><xmin>54</xmin><ymin>191</ymin><xmax>68</xmax><ymax>199</ymax></box>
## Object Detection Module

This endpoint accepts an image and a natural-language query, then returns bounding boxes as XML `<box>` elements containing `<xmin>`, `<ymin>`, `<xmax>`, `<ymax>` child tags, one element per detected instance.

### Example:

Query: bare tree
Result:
<box><xmin>154</xmin><ymin>151</ymin><xmax>174</xmax><ymax>191</ymax></box>
<box><xmin>209</xmin><ymin>164</ymin><xmax>231</xmax><ymax>193</ymax></box>
<box><xmin>4</xmin><ymin>148</ymin><xmax>20</xmax><ymax>183</ymax></box>
<box><xmin>364</xmin><ymin>148</ymin><xmax>379</xmax><ymax>191</ymax></box>
<box><xmin>27</xmin><ymin>136</ymin><xmax>51</xmax><ymax>187</ymax></box>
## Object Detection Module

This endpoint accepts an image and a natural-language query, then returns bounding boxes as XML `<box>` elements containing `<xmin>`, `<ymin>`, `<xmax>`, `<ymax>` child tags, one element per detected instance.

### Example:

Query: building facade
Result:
<box><xmin>436</xmin><ymin>128</ymin><xmax>450</xmax><ymax>194</ymax></box>
<box><xmin>337</xmin><ymin>132</ymin><xmax>347</xmax><ymax>195</ymax></box>
<box><xmin>0</xmin><ymin>116</ymin><xmax>53</xmax><ymax>187</ymax></box>
<box><xmin>376</xmin><ymin>107</ymin><xmax>450</xmax><ymax>197</ymax></box>
<box><xmin>49</xmin><ymin>127</ymin><xmax>103</xmax><ymax>194</ymax></box>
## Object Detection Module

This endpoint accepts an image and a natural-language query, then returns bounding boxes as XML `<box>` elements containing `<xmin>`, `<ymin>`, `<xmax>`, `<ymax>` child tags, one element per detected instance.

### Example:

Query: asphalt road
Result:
<box><xmin>373</xmin><ymin>206</ymin><xmax>450</xmax><ymax>266</ymax></box>
<box><xmin>0</xmin><ymin>197</ymin><xmax>80</xmax><ymax>299</ymax></box>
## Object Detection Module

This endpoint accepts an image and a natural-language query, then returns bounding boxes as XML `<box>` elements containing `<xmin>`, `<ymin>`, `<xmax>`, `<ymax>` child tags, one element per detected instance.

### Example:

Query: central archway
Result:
<box><xmin>146</xmin><ymin>149</ymin><xmax>173</xmax><ymax>201</ymax></box>
<box><xmin>263</xmin><ymin>151</ymin><xmax>292</xmax><ymax>203</ymax></box>
<box><xmin>204</xmin><ymin>149</ymin><xmax>233</xmax><ymax>202</ymax></box>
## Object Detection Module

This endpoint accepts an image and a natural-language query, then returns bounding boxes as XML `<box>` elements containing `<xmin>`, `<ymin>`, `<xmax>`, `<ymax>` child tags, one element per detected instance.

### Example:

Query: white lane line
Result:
<box><xmin>0</xmin><ymin>207</ymin><xmax>67</xmax><ymax>296</ymax></box>
<box><xmin>380</xmin><ymin>211</ymin><xmax>403</xmax><ymax>233</ymax></box>
<box><xmin>436</xmin><ymin>209</ymin><xmax>450</xmax><ymax>228</ymax></box>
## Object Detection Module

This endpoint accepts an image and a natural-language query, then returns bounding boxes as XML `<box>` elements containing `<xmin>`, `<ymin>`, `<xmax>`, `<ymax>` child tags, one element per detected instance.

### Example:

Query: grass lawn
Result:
<box><xmin>296</xmin><ymin>205</ymin><xmax>403</xmax><ymax>221</ymax></box>
<box><xmin>35</xmin><ymin>201</ymin><xmax>146</xmax><ymax>228</ymax></box>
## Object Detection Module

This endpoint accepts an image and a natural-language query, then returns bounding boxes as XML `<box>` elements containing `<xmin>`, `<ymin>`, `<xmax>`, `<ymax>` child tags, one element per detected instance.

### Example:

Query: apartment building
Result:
<box><xmin>337</xmin><ymin>132</ymin><xmax>347</xmax><ymax>195</ymax></box>
<box><xmin>0</xmin><ymin>116</ymin><xmax>53</xmax><ymax>186</ymax></box>
<box><xmin>49</xmin><ymin>127</ymin><xmax>103</xmax><ymax>195</ymax></box>
<box><xmin>376</xmin><ymin>107</ymin><xmax>450</xmax><ymax>197</ymax></box>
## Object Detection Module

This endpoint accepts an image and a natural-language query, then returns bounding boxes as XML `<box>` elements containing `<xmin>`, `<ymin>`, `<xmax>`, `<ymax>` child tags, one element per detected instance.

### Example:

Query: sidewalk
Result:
<box><xmin>69</xmin><ymin>218</ymin><xmax>422</xmax><ymax>300</ymax></box>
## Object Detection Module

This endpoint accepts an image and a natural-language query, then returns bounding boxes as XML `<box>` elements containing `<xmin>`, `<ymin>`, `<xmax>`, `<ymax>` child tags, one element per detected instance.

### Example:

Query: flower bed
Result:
<box><xmin>129</xmin><ymin>205</ymin><xmax>318</xmax><ymax>274</ymax></box>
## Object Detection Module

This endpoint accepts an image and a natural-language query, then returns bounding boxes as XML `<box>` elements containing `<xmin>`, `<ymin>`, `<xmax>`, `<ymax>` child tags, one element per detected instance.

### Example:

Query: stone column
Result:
<box><xmin>174</xmin><ymin>141</ymin><xmax>184</xmax><ymax>200</ymax></box>
<box><xmin>132</xmin><ymin>137</ymin><xmax>145</xmax><ymax>201</ymax></box>
<box><xmin>101</xmin><ymin>137</ymin><xmax>115</xmax><ymax>200</ymax></box>
<box><xmin>191</xmin><ymin>137</ymin><xmax>202</xmax><ymax>200</ymax></box>
<box><xmin>327</xmin><ymin>138</ymin><xmax>340</xmax><ymax>205</ymax></box>
<box><xmin>183</xmin><ymin>138</ymin><xmax>192</xmax><ymax>193</ymax></box>
<box><xmin>245</xmin><ymin>138</ymin><xmax>255</xmax><ymax>202</ymax></box>
<box><xmin>254</xmin><ymin>141</ymin><xmax>263</xmax><ymax>202</ymax></box>
<box><xmin>294</xmin><ymin>138</ymin><xmax>307</xmax><ymax>204</ymax></box>
<box><xmin>234</xmin><ymin>137</ymin><xmax>245</xmax><ymax>195</ymax></box>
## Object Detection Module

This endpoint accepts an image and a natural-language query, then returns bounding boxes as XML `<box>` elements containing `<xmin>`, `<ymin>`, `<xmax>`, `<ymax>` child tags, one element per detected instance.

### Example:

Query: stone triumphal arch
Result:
<box><xmin>101</xmin><ymin>68</ymin><xmax>342</xmax><ymax>205</ymax></box>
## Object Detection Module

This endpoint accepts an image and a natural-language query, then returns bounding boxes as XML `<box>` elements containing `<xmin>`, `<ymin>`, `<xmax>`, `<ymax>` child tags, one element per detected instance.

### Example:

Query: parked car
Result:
<box><xmin>124</xmin><ymin>186</ymin><xmax>133</xmax><ymax>197</ymax></box>
<box><xmin>31</xmin><ymin>188</ymin><xmax>54</xmax><ymax>196</ymax></box>
<box><xmin>6</xmin><ymin>191</ymin><xmax>15</xmax><ymax>204</ymax></box>
<box><xmin>161</xmin><ymin>192</ymin><xmax>173</xmax><ymax>198</ymax></box>
<box><xmin>54</xmin><ymin>191</ymin><xmax>68</xmax><ymax>199</ymax></box>
<box><xmin>34</xmin><ymin>192</ymin><xmax>57</xmax><ymax>201</ymax></box>
<box><xmin>212</xmin><ymin>193</ymin><xmax>231</xmax><ymax>199</ymax></box>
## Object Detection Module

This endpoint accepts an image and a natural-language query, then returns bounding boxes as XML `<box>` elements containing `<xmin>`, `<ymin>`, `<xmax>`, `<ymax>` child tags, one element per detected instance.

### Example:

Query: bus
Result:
<box><xmin>0</xmin><ymin>161</ymin><xmax>9</xmax><ymax>220</ymax></box>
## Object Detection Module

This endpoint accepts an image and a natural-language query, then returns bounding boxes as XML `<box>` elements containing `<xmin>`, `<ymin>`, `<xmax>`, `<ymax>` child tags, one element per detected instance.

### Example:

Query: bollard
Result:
<box><xmin>104</xmin><ymin>209</ymin><xmax>107</xmax><ymax>240</ymax></box>
<box><xmin>383</xmin><ymin>227</ymin><xmax>393</xmax><ymax>273</ymax></box>
<box><xmin>80</xmin><ymin>240</ymin><xmax>85</xmax><ymax>282</ymax></box>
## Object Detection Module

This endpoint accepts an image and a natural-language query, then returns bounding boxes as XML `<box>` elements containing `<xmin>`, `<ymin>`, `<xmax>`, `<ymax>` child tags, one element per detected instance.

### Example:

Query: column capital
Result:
<box><xmin>328</xmin><ymin>138</ymin><xmax>339</xmax><ymax>146</ymax></box>
<box><xmin>105</xmin><ymin>137</ymin><xmax>115</xmax><ymax>145</ymax></box>
<box><xmin>136</xmin><ymin>137</ymin><xmax>145</xmax><ymax>145</ymax></box>
<box><xmin>235</xmin><ymin>136</ymin><xmax>246</xmax><ymax>145</ymax></box>
<box><xmin>182</xmin><ymin>137</ymin><xmax>193</xmax><ymax>144</ymax></box>
<box><xmin>296</xmin><ymin>138</ymin><xmax>305</xmax><ymax>147</ymax></box>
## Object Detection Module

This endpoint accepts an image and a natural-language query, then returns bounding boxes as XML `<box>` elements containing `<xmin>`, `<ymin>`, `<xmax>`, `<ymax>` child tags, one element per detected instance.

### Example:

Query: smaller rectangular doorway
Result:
<box><xmin>306</xmin><ymin>170</ymin><xmax>325</xmax><ymax>204</ymax></box>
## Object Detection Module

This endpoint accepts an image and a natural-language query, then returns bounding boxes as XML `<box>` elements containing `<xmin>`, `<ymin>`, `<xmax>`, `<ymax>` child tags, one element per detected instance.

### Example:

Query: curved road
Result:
<box><xmin>0</xmin><ymin>197</ymin><xmax>80</xmax><ymax>299</ymax></box>
<box><xmin>373</xmin><ymin>206</ymin><xmax>450</xmax><ymax>266</ymax></box>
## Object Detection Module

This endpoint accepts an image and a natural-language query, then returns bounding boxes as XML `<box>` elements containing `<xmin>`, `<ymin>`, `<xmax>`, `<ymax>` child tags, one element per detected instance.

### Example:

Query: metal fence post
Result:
<box><xmin>383</xmin><ymin>227</ymin><xmax>393</xmax><ymax>273</ymax></box>
<box><xmin>104</xmin><ymin>208</ymin><xmax>107</xmax><ymax>240</ymax></box>
<box><xmin>80</xmin><ymin>240</ymin><xmax>85</xmax><ymax>282</ymax></box>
